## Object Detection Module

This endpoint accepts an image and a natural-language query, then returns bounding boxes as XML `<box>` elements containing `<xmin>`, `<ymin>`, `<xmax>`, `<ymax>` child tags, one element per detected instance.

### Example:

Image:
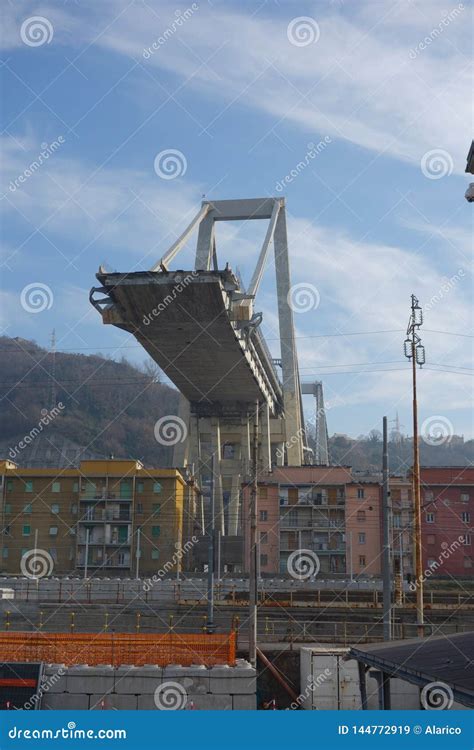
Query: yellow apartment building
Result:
<box><xmin>0</xmin><ymin>459</ymin><xmax>198</xmax><ymax>577</ymax></box>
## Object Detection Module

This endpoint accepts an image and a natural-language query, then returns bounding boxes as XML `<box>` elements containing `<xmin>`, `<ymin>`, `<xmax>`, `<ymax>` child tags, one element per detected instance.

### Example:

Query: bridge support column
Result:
<box><xmin>261</xmin><ymin>402</ymin><xmax>271</xmax><ymax>472</ymax></box>
<box><xmin>227</xmin><ymin>473</ymin><xmax>241</xmax><ymax>536</ymax></box>
<box><xmin>273</xmin><ymin>203</ymin><xmax>303</xmax><ymax>466</ymax></box>
<box><xmin>172</xmin><ymin>394</ymin><xmax>191</xmax><ymax>468</ymax></box>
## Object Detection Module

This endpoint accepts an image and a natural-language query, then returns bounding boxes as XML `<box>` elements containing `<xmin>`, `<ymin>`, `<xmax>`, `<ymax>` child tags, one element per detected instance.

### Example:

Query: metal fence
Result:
<box><xmin>0</xmin><ymin>630</ymin><xmax>236</xmax><ymax>667</ymax></box>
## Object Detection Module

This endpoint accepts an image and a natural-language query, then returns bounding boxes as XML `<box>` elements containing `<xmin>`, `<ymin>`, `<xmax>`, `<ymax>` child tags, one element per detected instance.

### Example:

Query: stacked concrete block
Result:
<box><xmin>41</xmin><ymin>661</ymin><xmax>256</xmax><ymax>710</ymax></box>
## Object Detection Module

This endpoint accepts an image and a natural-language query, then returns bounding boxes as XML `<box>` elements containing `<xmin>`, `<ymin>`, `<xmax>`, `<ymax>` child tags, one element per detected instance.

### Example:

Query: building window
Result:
<box><xmin>49</xmin><ymin>548</ymin><xmax>58</xmax><ymax>562</ymax></box>
<box><xmin>151</xmin><ymin>549</ymin><xmax>160</xmax><ymax>560</ymax></box>
<box><xmin>137</xmin><ymin>482</ymin><xmax>144</xmax><ymax>493</ymax></box>
<box><xmin>259</xmin><ymin>510</ymin><xmax>268</xmax><ymax>522</ymax></box>
<box><xmin>120</xmin><ymin>480</ymin><xmax>132</xmax><ymax>499</ymax></box>
<box><xmin>4</xmin><ymin>504</ymin><xmax>11</xmax><ymax>515</ymax></box>
<box><xmin>73</xmin><ymin>481</ymin><xmax>79</xmax><ymax>493</ymax></box>
<box><xmin>136</xmin><ymin>503</ymin><xmax>143</xmax><ymax>515</ymax></box>
<box><xmin>288</xmin><ymin>510</ymin><xmax>298</xmax><ymax>527</ymax></box>
<box><xmin>359</xmin><ymin>556</ymin><xmax>366</xmax><ymax>566</ymax></box>
<box><xmin>426</xmin><ymin>513</ymin><xmax>435</xmax><ymax>524</ymax></box>
<box><xmin>52</xmin><ymin>482</ymin><xmax>61</xmax><ymax>493</ymax></box>
<box><xmin>2</xmin><ymin>547</ymin><xmax>8</xmax><ymax>559</ymax></box>
<box><xmin>356</xmin><ymin>510</ymin><xmax>366</xmax><ymax>522</ymax></box>
<box><xmin>49</xmin><ymin>527</ymin><xmax>58</xmax><ymax>536</ymax></box>
<box><xmin>462</xmin><ymin>512</ymin><xmax>470</xmax><ymax>523</ymax></box>
<box><xmin>393</xmin><ymin>514</ymin><xmax>401</xmax><ymax>528</ymax></box>
<box><xmin>357</xmin><ymin>488</ymin><xmax>364</xmax><ymax>499</ymax></box>
<box><xmin>260</xmin><ymin>554</ymin><xmax>268</xmax><ymax>567</ymax></box>
<box><xmin>6</xmin><ymin>480</ymin><xmax>13</xmax><ymax>493</ymax></box>
<box><xmin>152</xmin><ymin>526</ymin><xmax>161</xmax><ymax>537</ymax></box>
<box><xmin>22</xmin><ymin>525</ymin><xmax>31</xmax><ymax>536</ymax></box>
<box><xmin>427</xmin><ymin>558</ymin><xmax>436</xmax><ymax>569</ymax></box>
<box><xmin>25</xmin><ymin>481</ymin><xmax>33</xmax><ymax>493</ymax></box>
<box><xmin>463</xmin><ymin>535</ymin><xmax>471</xmax><ymax>546</ymax></box>
<box><xmin>153</xmin><ymin>482</ymin><xmax>162</xmax><ymax>494</ymax></box>
<box><xmin>460</xmin><ymin>493</ymin><xmax>469</xmax><ymax>503</ymax></box>
<box><xmin>358</xmin><ymin>532</ymin><xmax>366</xmax><ymax>545</ymax></box>
<box><xmin>3</xmin><ymin>526</ymin><xmax>11</xmax><ymax>537</ymax></box>
<box><xmin>259</xmin><ymin>487</ymin><xmax>268</xmax><ymax>499</ymax></box>
<box><xmin>425</xmin><ymin>491</ymin><xmax>434</xmax><ymax>502</ymax></box>
<box><xmin>71</xmin><ymin>504</ymin><xmax>78</xmax><ymax>515</ymax></box>
<box><xmin>51</xmin><ymin>504</ymin><xmax>60</xmax><ymax>514</ymax></box>
<box><xmin>260</xmin><ymin>532</ymin><xmax>268</xmax><ymax>545</ymax></box>
<box><xmin>152</xmin><ymin>503</ymin><xmax>161</xmax><ymax>515</ymax></box>
<box><xmin>24</xmin><ymin>504</ymin><xmax>32</xmax><ymax>514</ymax></box>
<box><xmin>464</xmin><ymin>557</ymin><xmax>472</xmax><ymax>569</ymax></box>
<box><xmin>427</xmin><ymin>534</ymin><xmax>435</xmax><ymax>545</ymax></box>
<box><xmin>222</xmin><ymin>443</ymin><xmax>235</xmax><ymax>459</ymax></box>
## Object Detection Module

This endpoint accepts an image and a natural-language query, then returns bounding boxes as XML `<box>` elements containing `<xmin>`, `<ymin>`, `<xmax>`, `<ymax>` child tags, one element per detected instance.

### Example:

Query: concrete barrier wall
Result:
<box><xmin>40</xmin><ymin>661</ymin><xmax>256</xmax><ymax>711</ymax></box>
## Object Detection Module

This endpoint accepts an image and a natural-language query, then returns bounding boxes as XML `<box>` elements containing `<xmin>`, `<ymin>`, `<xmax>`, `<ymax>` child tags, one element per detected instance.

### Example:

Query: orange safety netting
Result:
<box><xmin>0</xmin><ymin>631</ymin><xmax>236</xmax><ymax>667</ymax></box>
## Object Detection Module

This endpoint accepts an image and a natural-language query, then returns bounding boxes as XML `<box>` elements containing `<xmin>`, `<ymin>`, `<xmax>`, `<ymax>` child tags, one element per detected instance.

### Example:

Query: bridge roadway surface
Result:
<box><xmin>94</xmin><ymin>267</ymin><xmax>283</xmax><ymax>415</ymax></box>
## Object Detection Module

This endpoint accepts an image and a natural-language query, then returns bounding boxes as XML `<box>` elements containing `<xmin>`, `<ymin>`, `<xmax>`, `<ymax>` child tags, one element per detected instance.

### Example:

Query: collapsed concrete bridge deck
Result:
<box><xmin>91</xmin><ymin>267</ymin><xmax>283</xmax><ymax>417</ymax></box>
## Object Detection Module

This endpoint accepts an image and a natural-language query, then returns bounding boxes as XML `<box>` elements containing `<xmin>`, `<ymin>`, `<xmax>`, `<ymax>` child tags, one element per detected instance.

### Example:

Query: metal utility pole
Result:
<box><xmin>206</xmin><ymin>453</ymin><xmax>216</xmax><ymax>633</ymax></box>
<box><xmin>135</xmin><ymin>527</ymin><xmax>141</xmax><ymax>579</ymax></box>
<box><xmin>382</xmin><ymin>416</ymin><xmax>392</xmax><ymax>640</ymax></box>
<box><xmin>346</xmin><ymin>531</ymin><xmax>353</xmax><ymax>582</ymax></box>
<box><xmin>404</xmin><ymin>294</ymin><xmax>425</xmax><ymax>638</ymax></box>
<box><xmin>84</xmin><ymin>527</ymin><xmax>90</xmax><ymax>580</ymax></box>
<box><xmin>249</xmin><ymin>401</ymin><xmax>259</xmax><ymax>668</ymax></box>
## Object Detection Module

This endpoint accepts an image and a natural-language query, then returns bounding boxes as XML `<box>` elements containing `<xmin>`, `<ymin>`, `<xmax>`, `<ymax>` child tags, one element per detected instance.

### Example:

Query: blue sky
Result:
<box><xmin>1</xmin><ymin>0</ymin><xmax>472</xmax><ymax>441</ymax></box>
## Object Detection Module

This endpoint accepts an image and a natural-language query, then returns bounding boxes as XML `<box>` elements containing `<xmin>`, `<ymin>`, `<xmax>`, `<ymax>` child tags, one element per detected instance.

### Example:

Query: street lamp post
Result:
<box><xmin>404</xmin><ymin>294</ymin><xmax>425</xmax><ymax>638</ymax></box>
